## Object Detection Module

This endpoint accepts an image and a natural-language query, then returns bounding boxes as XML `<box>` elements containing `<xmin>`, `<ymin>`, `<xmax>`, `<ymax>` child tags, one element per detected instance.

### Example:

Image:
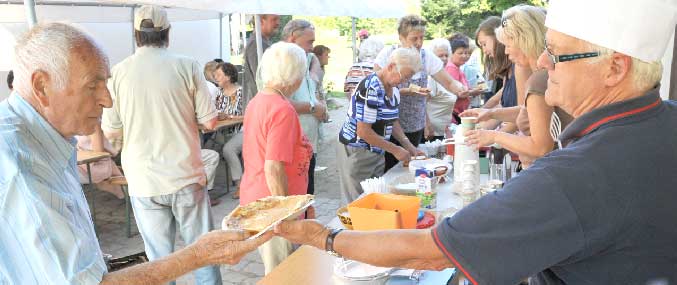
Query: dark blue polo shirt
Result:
<box><xmin>432</xmin><ymin>87</ymin><xmax>677</xmax><ymax>284</ymax></box>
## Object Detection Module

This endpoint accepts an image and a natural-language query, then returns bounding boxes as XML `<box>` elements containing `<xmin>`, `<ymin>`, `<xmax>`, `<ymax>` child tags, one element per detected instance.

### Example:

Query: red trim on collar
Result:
<box><xmin>578</xmin><ymin>99</ymin><xmax>661</xmax><ymax>137</ymax></box>
<box><xmin>432</xmin><ymin>228</ymin><xmax>479</xmax><ymax>285</ymax></box>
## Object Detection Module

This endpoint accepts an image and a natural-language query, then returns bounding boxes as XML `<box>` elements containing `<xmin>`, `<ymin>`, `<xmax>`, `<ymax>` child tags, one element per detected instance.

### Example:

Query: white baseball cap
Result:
<box><xmin>545</xmin><ymin>0</ymin><xmax>677</xmax><ymax>62</ymax></box>
<box><xmin>134</xmin><ymin>5</ymin><xmax>170</xmax><ymax>32</ymax></box>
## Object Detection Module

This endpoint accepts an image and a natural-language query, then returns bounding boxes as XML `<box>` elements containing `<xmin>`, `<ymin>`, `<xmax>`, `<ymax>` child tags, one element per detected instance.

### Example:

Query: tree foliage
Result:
<box><xmin>421</xmin><ymin>0</ymin><xmax>546</xmax><ymax>39</ymax></box>
<box><xmin>308</xmin><ymin>16</ymin><xmax>398</xmax><ymax>37</ymax></box>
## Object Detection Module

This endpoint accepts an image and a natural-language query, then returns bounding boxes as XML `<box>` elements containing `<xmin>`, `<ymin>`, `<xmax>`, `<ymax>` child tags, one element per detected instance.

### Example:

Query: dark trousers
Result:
<box><xmin>384</xmin><ymin>129</ymin><xmax>424</xmax><ymax>172</ymax></box>
<box><xmin>307</xmin><ymin>153</ymin><xmax>316</xmax><ymax>195</ymax></box>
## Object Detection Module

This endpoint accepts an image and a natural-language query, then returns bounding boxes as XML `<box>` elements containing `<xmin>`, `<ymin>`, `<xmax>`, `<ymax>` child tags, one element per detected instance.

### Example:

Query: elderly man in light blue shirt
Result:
<box><xmin>281</xmin><ymin>19</ymin><xmax>328</xmax><ymax>203</ymax></box>
<box><xmin>0</xmin><ymin>23</ymin><xmax>270</xmax><ymax>285</ymax></box>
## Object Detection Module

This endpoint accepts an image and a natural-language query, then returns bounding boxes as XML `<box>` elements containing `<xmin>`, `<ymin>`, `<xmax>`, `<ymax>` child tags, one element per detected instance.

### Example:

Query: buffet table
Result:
<box><xmin>258</xmin><ymin>162</ymin><xmax>489</xmax><ymax>285</ymax></box>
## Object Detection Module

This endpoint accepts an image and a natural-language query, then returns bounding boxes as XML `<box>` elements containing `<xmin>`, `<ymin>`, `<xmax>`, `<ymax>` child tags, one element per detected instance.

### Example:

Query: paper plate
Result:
<box><xmin>222</xmin><ymin>199</ymin><xmax>314</xmax><ymax>240</ymax></box>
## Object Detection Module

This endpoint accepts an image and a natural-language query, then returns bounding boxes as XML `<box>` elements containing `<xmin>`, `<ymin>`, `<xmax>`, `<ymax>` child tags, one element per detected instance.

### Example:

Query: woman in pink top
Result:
<box><xmin>445</xmin><ymin>35</ymin><xmax>484</xmax><ymax>123</ymax></box>
<box><xmin>238</xmin><ymin>42</ymin><xmax>313</xmax><ymax>274</ymax></box>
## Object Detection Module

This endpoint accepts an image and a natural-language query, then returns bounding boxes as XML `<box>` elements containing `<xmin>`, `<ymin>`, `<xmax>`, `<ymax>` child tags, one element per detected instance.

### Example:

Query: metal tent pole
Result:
<box><xmin>23</xmin><ymin>0</ymin><xmax>37</xmax><ymax>28</ymax></box>
<box><xmin>670</xmin><ymin>24</ymin><xmax>677</xmax><ymax>100</ymax></box>
<box><xmin>254</xmin><ymin>14</ymin><xmax>263</xmax><ymax>62</ymax></box>
<box><xmin>351</xmin><ymin>17</ymin><xmax>357</xmax><ymax>63</ymax></box>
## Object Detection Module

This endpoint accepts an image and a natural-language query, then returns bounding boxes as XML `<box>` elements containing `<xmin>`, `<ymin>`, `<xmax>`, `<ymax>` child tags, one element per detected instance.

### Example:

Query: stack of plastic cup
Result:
<box><xmin>461</xmin><ymin>160</ymin><xmax>479</xmax><ymax>206</ymax></box>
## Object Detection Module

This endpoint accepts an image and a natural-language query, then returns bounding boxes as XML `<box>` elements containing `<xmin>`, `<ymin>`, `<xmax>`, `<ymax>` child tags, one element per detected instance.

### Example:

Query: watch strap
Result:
<box><xmin>325</xmin><ymin>228</ymin><xmax>344</xmax><ymax>256</ymax></box>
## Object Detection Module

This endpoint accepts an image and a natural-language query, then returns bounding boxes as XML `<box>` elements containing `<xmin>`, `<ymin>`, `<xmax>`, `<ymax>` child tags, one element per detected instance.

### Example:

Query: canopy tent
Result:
<box><xmin>0</xmin><ymin>0</ymin><xmax>410</xmax><ymax>99</ymax></box>
<box><xmin>11</xmin><ymin>0</ymin><xmax>409</xmax><ymax>18</ymax></box>
<box><xmin>99</xmin><ymin>0</ymin><xmax>410</xmax><ymax>18</ymax></box>
<box><xmin>21</xmin><ymin>0</ymin><xmax>410</xmax><ymax>66</ymax></box>
<box><xmin>1</xmin><ymin>1</ymin><xmax>673</xmax><ymax>100</ymax></box>
<box><xmin>0</xmin><ymin>3</ymin><xmax>230</xmax><ymax>99</ymax></box>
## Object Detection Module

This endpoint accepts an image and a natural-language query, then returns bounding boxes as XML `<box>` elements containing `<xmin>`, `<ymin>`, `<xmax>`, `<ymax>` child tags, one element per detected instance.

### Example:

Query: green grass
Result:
<box><xmin>327</xmin><ymin>91</ymin><xmax>347</xmax><ymax>99</ymax></box>
<box><xmin>316</xmin><ymin>33</ymin><xmax>355</xmax><ymax>96</ymax></box>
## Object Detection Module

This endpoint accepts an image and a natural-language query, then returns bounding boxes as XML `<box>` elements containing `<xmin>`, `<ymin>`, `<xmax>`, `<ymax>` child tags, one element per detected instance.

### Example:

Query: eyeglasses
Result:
<box><xmin>544</xmin><ymin>39</ymin><xmax>600</xmax><ymax>66</ymax></box>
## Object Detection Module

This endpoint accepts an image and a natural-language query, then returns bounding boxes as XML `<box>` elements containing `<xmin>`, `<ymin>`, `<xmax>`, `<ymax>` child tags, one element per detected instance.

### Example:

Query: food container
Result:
<box><xmin>348</xmin><ymin>193</ymin><xmax>420</xmax><ymax>230</ymax></box>
<box><xmin>388</xmin><ymin>173</ymin><xmax>443</xmax><ymax>195</ymax></box>
<box><xmin>408</xmin><ymin>158</ymin><xmax>451</xmax><ymax>177</ymax></box>
<box><xmin>336</xmin><ymin>206</ymin><xmax>353</xmax><ymax>230</ymax></box>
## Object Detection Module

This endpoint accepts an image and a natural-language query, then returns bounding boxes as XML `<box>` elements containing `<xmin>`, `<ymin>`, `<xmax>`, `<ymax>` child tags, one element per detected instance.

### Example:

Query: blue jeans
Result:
<box><xmin>131</xmin><ymin>184</ymin><xmax>222</xmax><ymax>285</ymax></box>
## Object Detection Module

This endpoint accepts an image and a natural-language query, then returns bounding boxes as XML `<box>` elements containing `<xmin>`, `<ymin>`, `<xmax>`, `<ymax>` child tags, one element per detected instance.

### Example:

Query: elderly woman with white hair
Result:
<box><xmin>238</xmin><ymin>41</ymin><xmax>314</xmax><ymax>273</ymax></box>
<box><xmin>337</xmin><ymin>47</ymin><xmax>424</xmax><ymax>205</ymax></box>
<box><xmin>344</xmin><ymin>37</ymin><xmax>386</xmax><ymax>98</ymax></box>
<box><xmin>375</xmin><ymin>15</ymin><xmax>469</xmax><ymax>170</ymax></box>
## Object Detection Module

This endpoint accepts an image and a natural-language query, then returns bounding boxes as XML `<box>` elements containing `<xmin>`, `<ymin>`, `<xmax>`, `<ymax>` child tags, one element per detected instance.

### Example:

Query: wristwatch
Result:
<box><xmin>309</xmin><ymin>105</ymin><xmax>316</xmax><ymax>114</ymax></box>
<box><xmin>325</xmin><ymin>228</ymin><xmax>344</xmax><ymax>257</ymax></box>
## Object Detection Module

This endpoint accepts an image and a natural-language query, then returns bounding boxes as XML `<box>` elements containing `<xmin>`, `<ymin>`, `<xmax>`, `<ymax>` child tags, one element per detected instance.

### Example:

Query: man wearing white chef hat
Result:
<box><xmin>274</xmin><ymin>1</ymin><xmax>677</xmax><ymax>284</ymax></box>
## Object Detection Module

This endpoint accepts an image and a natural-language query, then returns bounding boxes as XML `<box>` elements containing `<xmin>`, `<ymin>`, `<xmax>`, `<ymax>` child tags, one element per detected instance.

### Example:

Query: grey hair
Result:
<box><xmin>427</xmin><ymin>38</ymin><xmax>451</xmax><ymax>55</ymax></box>
<box><xmin>388</xmin><ymin>47</ymin><xmax>422</xmax><ymax>73</ymax></box>
<box><xmin>358</xmin><ymin>38</ymin><xmax>385</xmax><ymax>62</ymax></box>
<box><xmin>585</xmin><ymin>42</ymin><xmax>663</xmax><ymax>92</ymax></box>
<box><xmin>260</xmin><ymin>42</ymin><xmax>307</xmax><ymax>88</ymax></box>
<box><xmin>281</xmin><ymin>19</ymin><xmax>315</xmax><ymax>40</ymax></box>
<box><xmin>14</xmin><ymin>23</ymin><xmax>96</xmax><ymax>93</ymax></box>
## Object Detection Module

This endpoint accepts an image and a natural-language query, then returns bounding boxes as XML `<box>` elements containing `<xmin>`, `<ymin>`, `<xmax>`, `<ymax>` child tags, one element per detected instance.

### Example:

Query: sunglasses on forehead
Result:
<box><xmin>407</xmin><ymin>19</ymin><xmax>427</xmax><ymax>26</ymax></box>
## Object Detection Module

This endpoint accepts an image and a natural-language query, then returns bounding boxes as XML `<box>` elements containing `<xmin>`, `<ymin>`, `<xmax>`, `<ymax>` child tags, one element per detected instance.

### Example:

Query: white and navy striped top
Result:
<box><xmin>0</xmin><ymin>93</ymin><xmax>107</xmax><ymax>284</ymax></box>
<box><xmin>338</xmin><ymin>73</ymin><xmax>400</xmax><ymax>154</ymax></box>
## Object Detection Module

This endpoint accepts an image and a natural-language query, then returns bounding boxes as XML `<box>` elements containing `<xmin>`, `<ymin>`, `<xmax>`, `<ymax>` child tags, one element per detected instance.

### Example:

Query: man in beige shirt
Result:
<box><xmin>102</xmin><ymin>5</ymin><xmax>221</xmax><ymax>284</ymax></box>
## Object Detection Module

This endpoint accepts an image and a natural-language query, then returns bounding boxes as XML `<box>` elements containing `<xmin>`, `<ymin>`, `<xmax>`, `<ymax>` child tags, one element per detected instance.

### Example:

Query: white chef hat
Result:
<box><xmin>545</xmin><ymin>0</ymin><xmax>677</xmax><ymax>62</ymax></box>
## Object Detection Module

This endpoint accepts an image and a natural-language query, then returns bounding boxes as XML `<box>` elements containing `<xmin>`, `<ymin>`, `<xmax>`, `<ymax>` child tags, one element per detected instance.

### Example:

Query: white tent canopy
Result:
<box><xmin>9</xmin><ymin>0</ymin><xmax>409</xmax><ymax>18</ymax></box>
<box><xmin>0</xmin><ymin>0</ymin><xmax>409</xmax><ymax>98</ymax></box>
<box><xmin>110</xmin><ymin>0</ymin><xmax>408</xmax><ymax>18</ymax></box>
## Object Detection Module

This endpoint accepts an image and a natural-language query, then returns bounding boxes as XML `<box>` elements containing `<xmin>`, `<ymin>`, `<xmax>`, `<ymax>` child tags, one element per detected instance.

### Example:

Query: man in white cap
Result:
<box><xmin>272</xmin><ymin>0</ymin><xmax>677</xmax><ymax>284</ymax></box>
<box><xmin>103</xmin><ymin>5</ymin><xmax>223</xmax><ymax>284</ymax></box>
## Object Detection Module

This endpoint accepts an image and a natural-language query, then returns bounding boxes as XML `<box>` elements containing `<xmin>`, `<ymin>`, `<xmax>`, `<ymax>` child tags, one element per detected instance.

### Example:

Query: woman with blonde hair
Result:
<box><xmin>464</xmin><ymin>4</ymin><xmax>573</xmax><ymax>167</ymax></box>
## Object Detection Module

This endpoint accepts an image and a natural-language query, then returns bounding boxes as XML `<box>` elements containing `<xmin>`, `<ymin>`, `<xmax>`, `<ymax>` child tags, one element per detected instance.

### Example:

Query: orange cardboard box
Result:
<box><xmin>347</xmin><ymin>193</ymin><xmax>420</xmax><ymax>230</ymax></box>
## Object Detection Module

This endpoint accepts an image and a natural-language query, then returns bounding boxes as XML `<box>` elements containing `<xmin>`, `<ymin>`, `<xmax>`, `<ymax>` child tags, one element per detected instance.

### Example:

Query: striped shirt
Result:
<box><xmin>216</xmin><ymin>87</ymin><xmax>243</xmax><ymax>116</ymax></box>
<box><xmin>338</xmin><ymin>73</ymin><xmax>400</xmax><ymax>154</ymax></box>
<box><xmin>0</xmin><ymin>93</ymin><xmax>106</xmax><ymax>284</ymax></box>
